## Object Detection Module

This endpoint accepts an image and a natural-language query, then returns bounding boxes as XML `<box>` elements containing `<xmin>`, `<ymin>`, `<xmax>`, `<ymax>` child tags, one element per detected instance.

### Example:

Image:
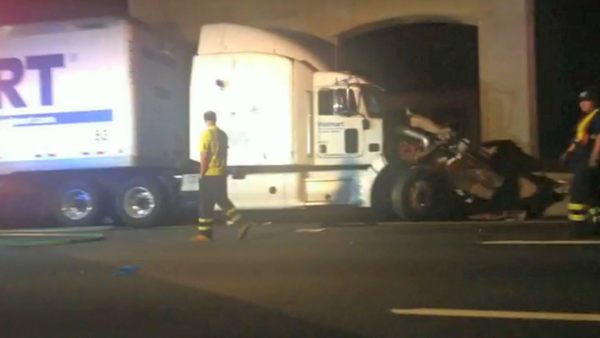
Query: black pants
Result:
<box><xmin>568</xmin><ymin>162</ymin><xmax>599</xmax><ymax>222</ymax></box>
<box><xmin>198</xmin><ymin>175</ymin><xmax>241</xmax><ymax>228</ymax></box>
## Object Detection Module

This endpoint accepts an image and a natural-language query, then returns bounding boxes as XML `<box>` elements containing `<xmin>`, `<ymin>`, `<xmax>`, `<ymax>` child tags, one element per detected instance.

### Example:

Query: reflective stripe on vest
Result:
<box><xmin>198</xmin><ymin>217</ymin><xmax>214</xmax><ymax>224</ymax></box>
<box><xmin>568</xmin><ymin>213</ymin><xmax>587</xmax><ymax>222</ymax></box>
<box><xmin>575</xmin><ymin>109</ymin><xmax>599</xmax><ymax>145</ymax></box>
<box><xmin>568</xmin><ymin>203</ymin><xmax>588</xmax><ymax>211</ymax></box>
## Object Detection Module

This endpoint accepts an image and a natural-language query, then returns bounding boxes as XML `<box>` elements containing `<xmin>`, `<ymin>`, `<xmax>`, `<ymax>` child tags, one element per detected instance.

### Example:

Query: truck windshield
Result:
<box><xmin>318</xmin><ymin>88</ymin><xmax>358</xmax><ymax>116</ymax></box>
<box><xmin>361</xmin><ymin>85</ymin><xmax>385</xmax><ymax>117</ymax></box>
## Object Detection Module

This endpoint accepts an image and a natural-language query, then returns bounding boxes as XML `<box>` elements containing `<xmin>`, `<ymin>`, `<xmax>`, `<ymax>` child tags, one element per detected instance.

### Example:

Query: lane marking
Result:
<box><xmin>296</xmin><ymin>228</ymin><xmax>326</xmax><ymax>233</ymax></box>
<box><xmin>379</xmin><ymin>220</ymin><xmax>565</xmax><ymax>226</ymax></box>
<box><xmin>479</xmin><ymin>240</ymin><xmax>600</xmax><ymax>245</ymax></box>
<box><xmin>390</xmin><ymin>308</ymin><xmax>600</xmax><ymax>322</ymax></box>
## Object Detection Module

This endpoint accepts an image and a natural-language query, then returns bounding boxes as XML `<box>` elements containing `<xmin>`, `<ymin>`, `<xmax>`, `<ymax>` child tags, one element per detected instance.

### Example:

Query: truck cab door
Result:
<box><xmin>315</xmin><ymin>88</ymin><xmax>365</xmax><ymax>160</ymax></box>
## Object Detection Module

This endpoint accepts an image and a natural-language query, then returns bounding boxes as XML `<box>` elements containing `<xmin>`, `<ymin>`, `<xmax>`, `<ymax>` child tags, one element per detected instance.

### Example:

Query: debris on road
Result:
<box><xmin>116</xmin><ymin>265</ymin><xmax>140</xmax><ymax>276</ymax></box>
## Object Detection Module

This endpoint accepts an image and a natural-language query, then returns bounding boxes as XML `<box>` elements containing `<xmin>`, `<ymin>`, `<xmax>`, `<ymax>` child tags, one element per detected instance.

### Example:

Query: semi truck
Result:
<box><xmin>0</xmin><ymin>17</ymin><xmax>561</xmax><ymax>227</ymax></box>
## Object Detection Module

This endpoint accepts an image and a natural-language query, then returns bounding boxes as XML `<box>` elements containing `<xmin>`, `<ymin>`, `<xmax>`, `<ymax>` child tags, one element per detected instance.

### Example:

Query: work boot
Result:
<box><xmin>237</xmin><ymin>222</ymin><xmax>251</xmax><ymax>240</ymax></box>
<box><xmin>196</xmin><ymin>225</ymin><xmax>213</xmax><ymax>241</ymax></box>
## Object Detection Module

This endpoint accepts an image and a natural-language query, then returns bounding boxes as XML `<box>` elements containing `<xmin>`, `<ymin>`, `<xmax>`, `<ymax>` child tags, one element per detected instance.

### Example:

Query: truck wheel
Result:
<box><xmin>391</xmin><ymin>168</ymin><xmax>452</xmax><ymax>221</ymax></box>
<box><xmin>370</xmin><ymin>169</ymin><xmax>396</xmax><ymax>221</ymax></box>
<box><xmin>114</xmin><ymin>177</ymin><xmax>167</xmax><ymax>227</ymax></box>
<box><xmin>53</xmin><ymin>180</ymin><xmax>105</xmax><ymax>227</ymax></box>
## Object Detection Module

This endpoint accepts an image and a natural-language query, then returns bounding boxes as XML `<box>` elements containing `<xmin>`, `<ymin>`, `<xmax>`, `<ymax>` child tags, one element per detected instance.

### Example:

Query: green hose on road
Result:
<box><xmin>0</xmin><ymin>232</ymin><xmax>105</xmax><ymax>247</ymax></box>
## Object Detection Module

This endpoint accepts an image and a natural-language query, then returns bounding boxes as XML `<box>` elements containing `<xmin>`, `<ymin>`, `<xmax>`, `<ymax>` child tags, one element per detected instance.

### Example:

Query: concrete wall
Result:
<box><xmin>129</xmin><ymin>0</ymin><xmax>537</xmax><ymax>153</ymax></box>
<box><xmin>0</xmin><ymin>0</ymin><xmax>127</xmax><ymax>25</ymax></box>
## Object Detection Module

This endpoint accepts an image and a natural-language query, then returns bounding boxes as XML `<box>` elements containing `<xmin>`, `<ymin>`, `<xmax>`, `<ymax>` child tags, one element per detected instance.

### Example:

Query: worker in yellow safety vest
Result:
<box><xmin>562</xmin><ymin>87</ymin><xmax>600</xmax><ymax>231</ymax></box>
<box><xmin>197</xmin><ymin>111</ymin><xmax>250</xmax><ymax>240</ymax></box>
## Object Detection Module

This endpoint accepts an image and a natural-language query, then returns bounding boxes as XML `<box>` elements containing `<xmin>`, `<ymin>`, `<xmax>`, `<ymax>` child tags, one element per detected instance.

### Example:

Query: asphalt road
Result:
<box><xmin>1</xmin><ymin>220</ymin><xmax>600</xmax><ymax>338</ymax></box>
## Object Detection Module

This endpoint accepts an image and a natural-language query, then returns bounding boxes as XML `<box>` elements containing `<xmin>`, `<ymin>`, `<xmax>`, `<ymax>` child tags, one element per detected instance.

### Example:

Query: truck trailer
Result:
<box><xmin>0</xmin><ymin>17</ymin><xmax>189</xmax><ymax>227</ymax></box>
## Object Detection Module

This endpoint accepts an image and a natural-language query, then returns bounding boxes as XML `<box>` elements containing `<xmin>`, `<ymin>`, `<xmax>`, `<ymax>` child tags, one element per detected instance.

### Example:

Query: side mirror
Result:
<box><xmin>362</xmin><ymin>118</ymin><xmax>370</xmax><ymax>130</ymax></box>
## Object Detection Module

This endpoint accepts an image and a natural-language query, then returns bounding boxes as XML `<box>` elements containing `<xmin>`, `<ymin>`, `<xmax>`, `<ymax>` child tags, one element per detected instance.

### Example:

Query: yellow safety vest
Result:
<box><xmin>199</xmin><ymin>126</ymin><xmax>228</xmax><ymax>176</ymax></box>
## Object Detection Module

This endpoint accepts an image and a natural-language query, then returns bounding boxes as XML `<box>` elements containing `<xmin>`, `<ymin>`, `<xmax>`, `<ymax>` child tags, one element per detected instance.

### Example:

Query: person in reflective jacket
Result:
<box><xmin>196</xmin><ymin>111</ymin><xmax>250</xmax><ymax>240</ymax></box>
<box><xmin>562</xmin><ymin>87</ymin><xmax>600</xmax><ymax>232</ymax></box>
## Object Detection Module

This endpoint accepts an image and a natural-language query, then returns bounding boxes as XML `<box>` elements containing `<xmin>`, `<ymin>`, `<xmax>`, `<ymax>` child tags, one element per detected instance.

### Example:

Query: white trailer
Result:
<box><xmin>0</xmin><ymin>17</ymin><xmax>190</xmax><ymax>226</ymax></box>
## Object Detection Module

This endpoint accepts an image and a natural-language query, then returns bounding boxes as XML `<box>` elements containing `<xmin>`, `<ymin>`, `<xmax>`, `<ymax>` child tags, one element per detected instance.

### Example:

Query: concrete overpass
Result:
<box><xmin>129</xmin><ymin>0</ymin><xmax>538</xmax><ymax>154</ymax></box>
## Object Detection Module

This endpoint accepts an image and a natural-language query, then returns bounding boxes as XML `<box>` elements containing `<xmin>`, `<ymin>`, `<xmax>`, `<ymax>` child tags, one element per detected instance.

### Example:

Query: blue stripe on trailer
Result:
<box><xmin>0</xmin><ymin>109</ymin><xmax>113</xmax><ymax>127</ymax></box>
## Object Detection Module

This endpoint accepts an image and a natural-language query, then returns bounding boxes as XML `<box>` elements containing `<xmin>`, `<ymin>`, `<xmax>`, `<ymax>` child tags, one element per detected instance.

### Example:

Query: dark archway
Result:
<box><xmin>339</xmin><ymin>22</ymin><xmax>480</xmax><ymax>141</ymax></box>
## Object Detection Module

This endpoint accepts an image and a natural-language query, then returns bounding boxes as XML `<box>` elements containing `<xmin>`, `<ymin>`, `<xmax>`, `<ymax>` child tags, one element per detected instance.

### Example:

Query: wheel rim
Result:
<box><xmin>61</xmin><ymin>189</ymin><xmax>94</xmax><ymax>221</ymax></box>
<box><xmin>123</xmin><ymin>186</ymin><xmax>156</xmax><ymax>219</ymax></box>
<box><xmin>408</xmin><ymin>180</ymin><xmax>434</xmax><ymax>212</ymax></box>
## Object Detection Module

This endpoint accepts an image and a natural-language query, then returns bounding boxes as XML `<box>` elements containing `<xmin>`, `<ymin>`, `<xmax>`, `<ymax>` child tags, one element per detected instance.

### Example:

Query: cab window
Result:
<box><xmin>318</xmin><ymin>88</ymin><xmax>358</xmax><ymax>116</ymax></box>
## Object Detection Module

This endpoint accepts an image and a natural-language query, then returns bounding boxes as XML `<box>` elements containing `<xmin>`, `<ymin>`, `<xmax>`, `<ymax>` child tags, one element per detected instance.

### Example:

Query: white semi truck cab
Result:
<box><xmin>183</xmin><ymin>23</ymin><xmax>388</xmax><ymax>211</ymax></box>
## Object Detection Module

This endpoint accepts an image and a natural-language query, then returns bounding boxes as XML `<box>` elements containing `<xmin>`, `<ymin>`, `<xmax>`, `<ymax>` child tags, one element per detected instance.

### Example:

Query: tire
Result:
<box><xmin>113</xmin><ymin>177</ymin><xmax>167</xmax><ymax>227</ymax></box>
<box><xmin>370</xmin><ymin>169</ymin><xmax>396</xmax><ymax>221</ymax></box>
<box><xmin>53</xmin><ymin>179</ymin><xmax>105</xmax><ymax>227</ymax></box>
<box><xmin>390</xmin><ymin>168</ymin><xmax>454</xmax><ymax>221</ymax></box>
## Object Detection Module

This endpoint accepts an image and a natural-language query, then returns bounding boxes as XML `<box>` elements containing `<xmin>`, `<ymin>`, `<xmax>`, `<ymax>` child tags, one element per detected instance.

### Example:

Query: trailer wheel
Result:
<box><xmin>114</xmin><ymin>177</ymin><xmax>167</xmax><ymax>227</ymax></box>
<box><xmin>53</xmin><ymin>180</ymin><xmax>105</xmax><ymax>227</ymax></box>
<box><xmin>391</xmin><ymin>168</ymin><xmax>453</xmax><ymax>221</ymax></box>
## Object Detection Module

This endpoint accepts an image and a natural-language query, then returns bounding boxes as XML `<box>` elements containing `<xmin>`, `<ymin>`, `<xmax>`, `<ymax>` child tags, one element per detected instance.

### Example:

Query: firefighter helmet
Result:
<box><xmin>579</xmin><ymin>86</ymin><xmax>599</xmax><ymax>103</ymax></box>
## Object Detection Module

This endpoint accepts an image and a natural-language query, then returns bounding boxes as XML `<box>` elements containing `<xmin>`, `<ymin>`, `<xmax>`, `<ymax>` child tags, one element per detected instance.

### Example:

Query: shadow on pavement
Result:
<box><xmin>0</xmin><ymin>249</ymin><xmax>365</xmax><ymax>338</ymax></box>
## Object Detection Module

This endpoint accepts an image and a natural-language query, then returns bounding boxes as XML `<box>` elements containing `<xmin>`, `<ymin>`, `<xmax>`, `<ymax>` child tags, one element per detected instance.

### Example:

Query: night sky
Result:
<box><xmin>1</xmin><ymin>0</ymin><xmax>599</xmax><ymax>160</ymax></box>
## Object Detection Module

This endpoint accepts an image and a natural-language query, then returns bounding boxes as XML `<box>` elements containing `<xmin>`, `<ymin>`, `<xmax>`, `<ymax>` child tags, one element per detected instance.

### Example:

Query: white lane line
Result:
<box><xmin>379</xmin><ymin>220</ymin><xmax>565</xmax><ymax>226</ymax></box>
<box><xmin>296</xmin><ymin>228</ymin><xmax>326</xmax><ymax>233</ymax></box>
<box><xmin>390</xmin><ymin>308</ymin><xmax>600</xmax><ymax>322</ymax></box>
<box><xmin>479</xmin><ymin>240</ymin><xmax>600</xmax><ymax>245</ymax></box>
